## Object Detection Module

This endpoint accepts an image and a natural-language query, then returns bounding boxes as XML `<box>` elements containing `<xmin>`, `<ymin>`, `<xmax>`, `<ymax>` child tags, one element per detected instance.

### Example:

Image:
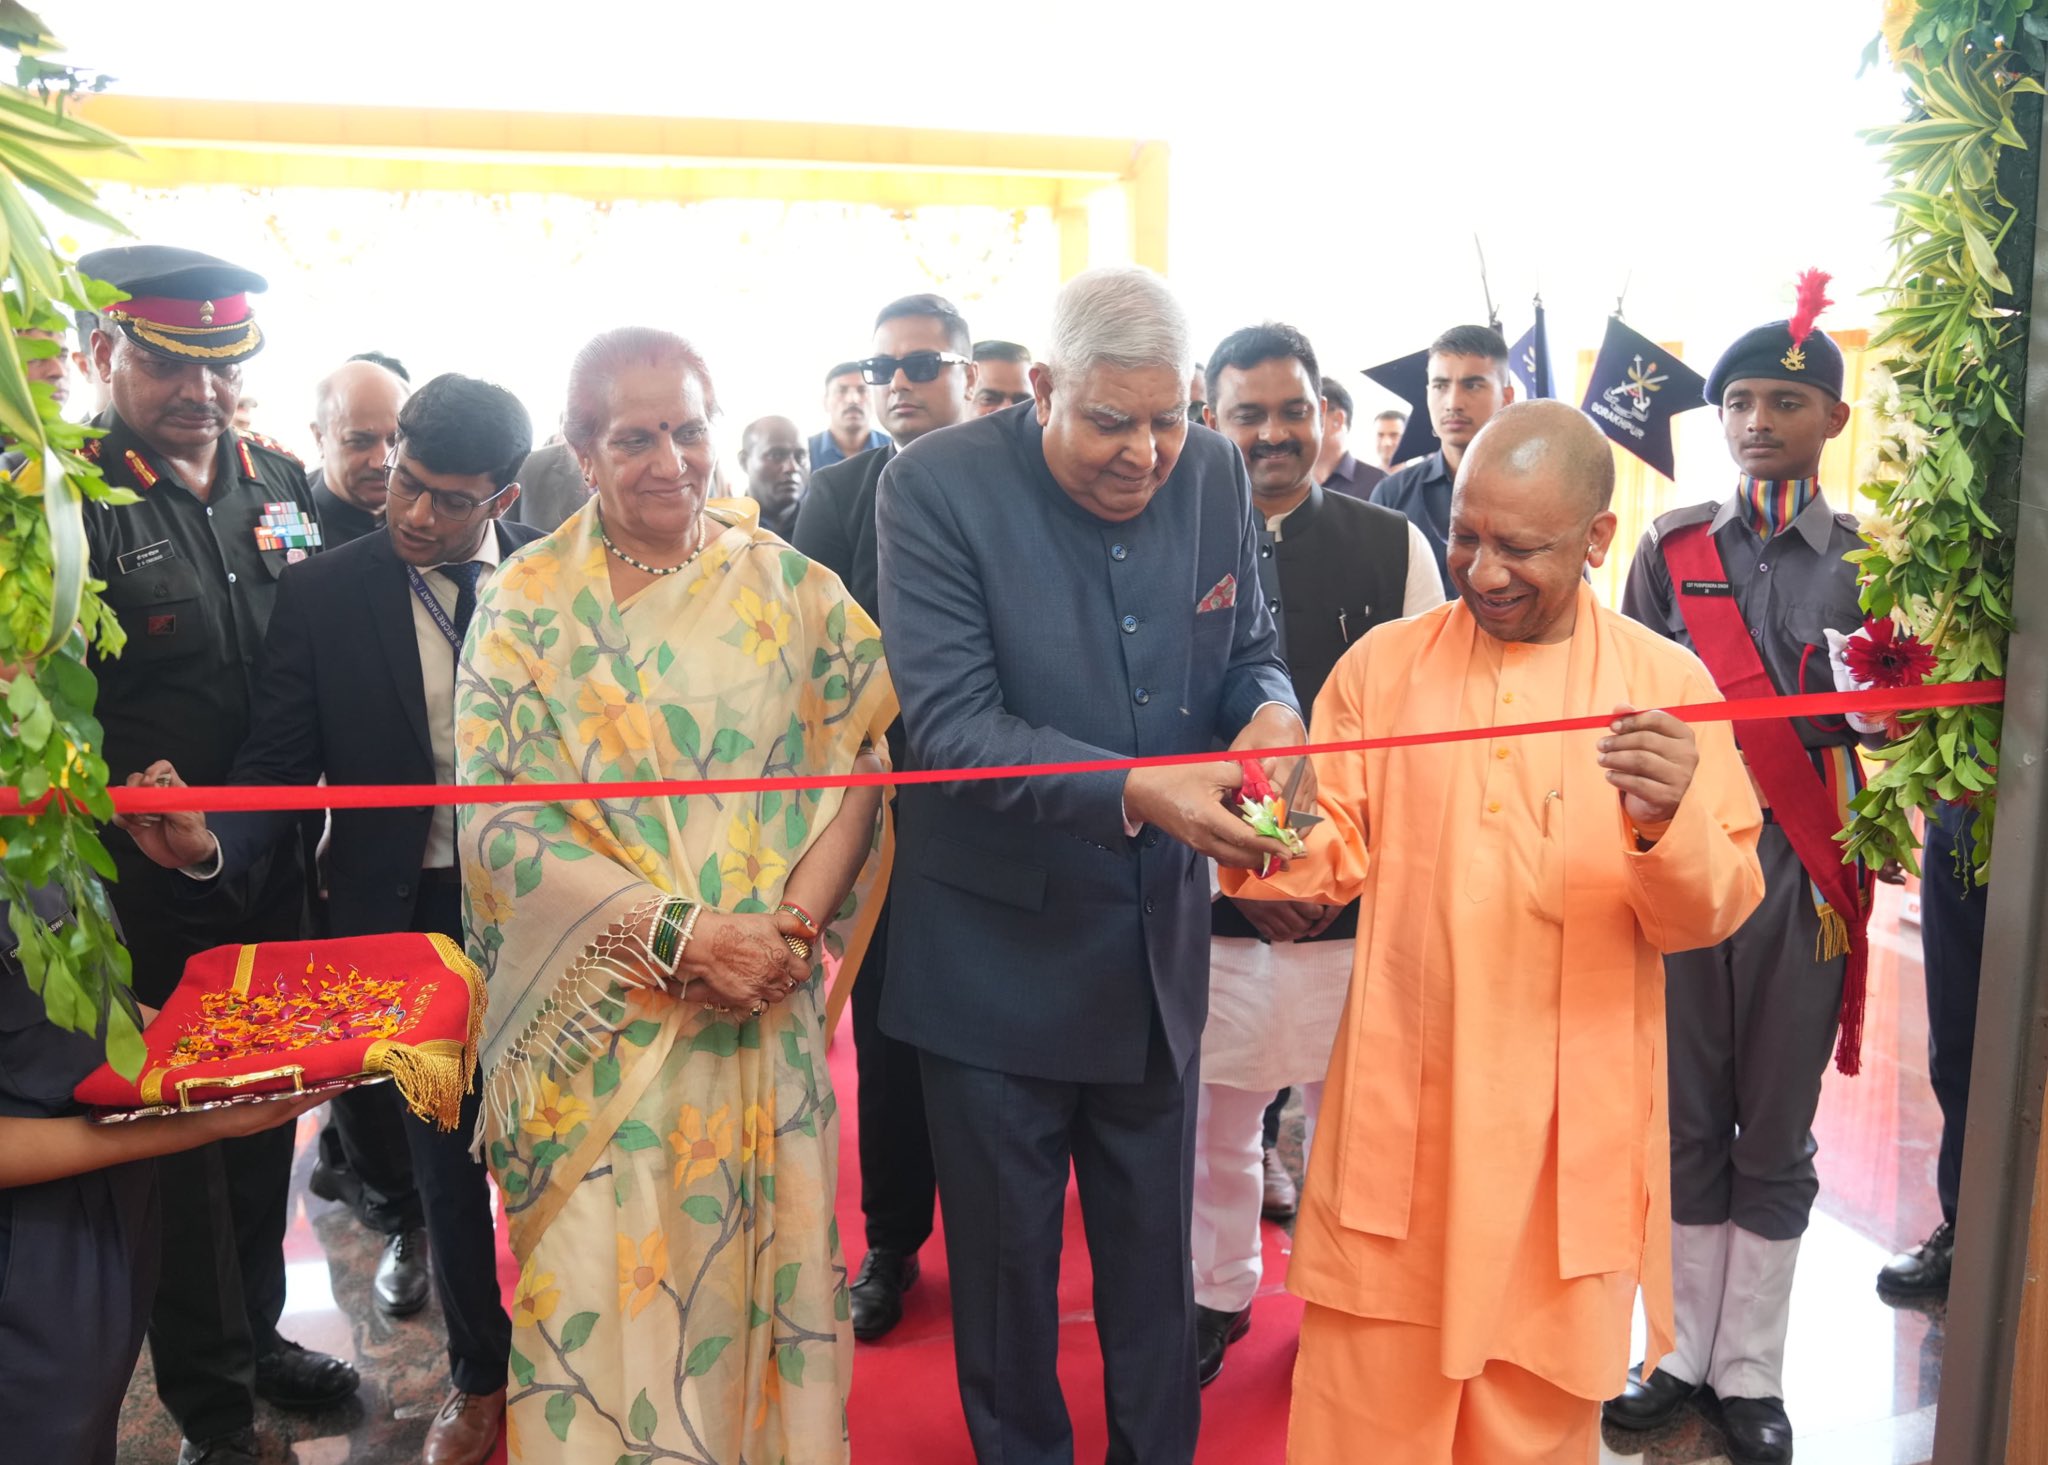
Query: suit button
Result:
<box><xmin>1111</xmin><ymin>544</ymin><xmax>1128</xmax><ymax>561</ymax></box>
<box><xmin>1133</xmin><ymin>687</ymin><xmax>1151</xmax><ymax>705</ymax></box>
<box><xmin>1143</xmin><ymin>831</ymin><xmax>1160</xmax><ymax>848</ymax></box>
<box><xmin>1268</xmin><ymin>598</ymin><xmax>1280</xmax><ymax>612</ymax></box>
<box><xmin>1259</xmin><ymin>545</ymin><xmax>1272</xmax><ymax>558</ymax></box>
<box><xmin>1144</xmin><ymin>897</ymin><xmax>1157</xmax><ymax>914</ymax></box>
<box><xmin>396</xmin><ymin>882</ymin><xmax>411</xmax><ymax>898</ymax></box>
<box><xmin>1120</xmin><ymin>615</ymin><xmax>1138</xmax><ymax>634</ymax></box>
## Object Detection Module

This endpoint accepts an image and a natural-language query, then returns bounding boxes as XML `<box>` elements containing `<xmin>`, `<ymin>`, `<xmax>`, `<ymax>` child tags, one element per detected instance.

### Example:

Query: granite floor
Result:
<box><xmin>113</xmin><ymin>884</ymin><xmax>1950</xmax><ymax>1463</ymax></box>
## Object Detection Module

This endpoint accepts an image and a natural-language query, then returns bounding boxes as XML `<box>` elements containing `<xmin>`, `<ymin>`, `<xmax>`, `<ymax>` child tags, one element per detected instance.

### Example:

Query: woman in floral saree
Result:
<box><xmin>457</xmin><ymin>327</ymin><xmax>895</xmax><ymax>1464</ymax></box>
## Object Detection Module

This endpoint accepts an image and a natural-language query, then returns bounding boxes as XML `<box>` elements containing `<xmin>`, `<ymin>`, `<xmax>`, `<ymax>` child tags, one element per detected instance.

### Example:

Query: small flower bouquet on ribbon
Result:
<box><xmin>74</xmin><ymin>932</ymin><xmax>485</xmax><ymax>1129</ymax></box>
<box><xmin>1236</xmin><ymin>757</ymin><xmax>1308</xmax><ymax>878</ymax></box>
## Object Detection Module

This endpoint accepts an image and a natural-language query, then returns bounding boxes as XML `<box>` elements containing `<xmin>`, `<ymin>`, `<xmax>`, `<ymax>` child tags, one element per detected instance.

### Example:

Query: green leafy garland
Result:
<box><xmin>1846</xmin><ymin>1</ymin><xmax>2046</xmax><ymax>882</ymax></box>
<box><xmin>0</xmin><ymin>5</ymin><xmax>145</xmax><ymax>1075</ymax></box>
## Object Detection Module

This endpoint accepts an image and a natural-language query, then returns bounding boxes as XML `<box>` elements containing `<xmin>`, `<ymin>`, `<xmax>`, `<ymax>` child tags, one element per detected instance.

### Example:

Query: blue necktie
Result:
<box><xmin>440</xmin><ymin>561</ymin><xmax>485</xmax><ymax>641</ymax></box>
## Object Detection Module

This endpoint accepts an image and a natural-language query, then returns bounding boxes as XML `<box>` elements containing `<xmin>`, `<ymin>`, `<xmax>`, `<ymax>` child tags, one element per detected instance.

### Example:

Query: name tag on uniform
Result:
<box><xmin>115</xmin><ymin>539</ymin><xmax>174</xmax><ymax>576</ymax></box>
<box><xmin>1680</xmin><ymin>578</ymin><xmax>1733</xmax><ymax>597</ymax></box>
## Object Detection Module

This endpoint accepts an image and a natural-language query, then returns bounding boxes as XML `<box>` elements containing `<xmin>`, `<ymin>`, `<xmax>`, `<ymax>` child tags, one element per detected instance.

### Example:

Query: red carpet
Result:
<box><xmin>492</xmin><ymin>1010</ymin><xmax>1298</xmax><ymax>1462</ymax></box>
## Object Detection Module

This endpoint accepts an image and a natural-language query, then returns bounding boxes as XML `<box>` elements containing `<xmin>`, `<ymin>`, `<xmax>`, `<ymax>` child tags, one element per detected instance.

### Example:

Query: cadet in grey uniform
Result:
<box><xmin>1606</xmin><ymin>290</ymin><xmax>1869</xmax><ymax>1465</ymax></box>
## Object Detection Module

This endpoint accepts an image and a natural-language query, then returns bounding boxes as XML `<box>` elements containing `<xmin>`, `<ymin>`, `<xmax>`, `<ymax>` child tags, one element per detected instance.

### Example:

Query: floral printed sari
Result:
<box><xmin>456</xmin><ymin>498</ymin><xmax>894</xmax><ymax>1464</ymax></box>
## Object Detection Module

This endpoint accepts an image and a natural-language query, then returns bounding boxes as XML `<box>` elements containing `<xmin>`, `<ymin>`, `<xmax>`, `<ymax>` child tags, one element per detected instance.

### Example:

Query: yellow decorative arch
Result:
<box><xmin>72</xmin><ymin>96</ymin><xmax>1169</xmax><ymax>278</ymax></box>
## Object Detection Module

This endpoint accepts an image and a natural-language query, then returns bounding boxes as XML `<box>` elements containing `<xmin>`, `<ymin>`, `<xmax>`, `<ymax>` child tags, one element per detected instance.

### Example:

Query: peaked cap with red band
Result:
<box><xmin>1704</xmin><ymin>268</ymin><xmax>1844</xmax><ymax>405</ymax></box>
<box><xmin>78</xmin><ymin>244</ymin><xmax>268</xmax><ymax>365</ymax></box>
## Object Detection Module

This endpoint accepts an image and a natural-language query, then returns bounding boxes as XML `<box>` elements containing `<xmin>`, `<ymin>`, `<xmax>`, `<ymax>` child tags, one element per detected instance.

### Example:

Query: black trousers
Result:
<box><xmin>317</xmin><ymin>1081</ymin><xmax>424</xmax><ymax>1233</ymax></box>
<box><xmin>850</xmin><ymin>898</ymin><xmax>936</xmax><ymax>1256</ymax></box>
<box><xmin>408</xmin><ymin>879</ymin><xmax>513</xmax><ymax>1394</ymax></box>
<box><xmin>148</xmin><ymin>1122</ymin><xmax>296</xmax><ymax>1439</ymax></box>
<box><xmin>1922</xmin><ymin>800</ymin><xmax>1987</xmax><ymax>1227</ymax></box>
<box><xmin>920</xmin><ymin>1025</ymin><xmax>1200</xmax><ymax>1465</ymax></box>
<box><xmin>143</xmin><ymin>867</ymin><xmax>307</xmax><ymax>1440</ymax></box>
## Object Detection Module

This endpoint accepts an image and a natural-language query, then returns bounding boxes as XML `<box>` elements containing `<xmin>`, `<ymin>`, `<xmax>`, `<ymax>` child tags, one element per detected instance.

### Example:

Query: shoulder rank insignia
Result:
<box><xmin>238</xmin><ymin>430</ymin><xmax>304</xmax><ymax>468</ymax></box>
<box><xmin>79</xmin><ymin>437</ymin><xmax>103</xmax><ymax>464</ymax></box>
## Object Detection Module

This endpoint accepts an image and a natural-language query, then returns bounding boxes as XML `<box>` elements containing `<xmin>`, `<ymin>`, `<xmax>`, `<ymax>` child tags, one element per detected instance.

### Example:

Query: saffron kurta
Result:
<box><xmin>1223</xmin><ymin>588</ymin><xmax>1763</xmax><ymax>1401</ymax></box>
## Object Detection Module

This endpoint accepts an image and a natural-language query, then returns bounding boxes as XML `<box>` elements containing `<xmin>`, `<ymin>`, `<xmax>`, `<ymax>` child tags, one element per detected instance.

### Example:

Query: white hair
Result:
<box><xmin>1044</xmin><ymin>266</ymin><xmax>1190</xmax><ymax>383</ymax></box>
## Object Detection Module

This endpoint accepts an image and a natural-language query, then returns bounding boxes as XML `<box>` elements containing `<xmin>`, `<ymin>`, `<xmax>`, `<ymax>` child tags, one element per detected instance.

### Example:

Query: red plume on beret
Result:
<box><xmin>1787</xmin><ymin>269</ymin><xmax>1834</xmax><ymax>346</ymax></box>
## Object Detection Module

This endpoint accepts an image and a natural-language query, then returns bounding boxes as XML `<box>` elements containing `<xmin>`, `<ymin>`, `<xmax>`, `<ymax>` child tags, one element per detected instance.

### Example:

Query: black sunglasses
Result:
<box><xmin>859</xmin><ymin>350</ymin><xmax>970</xmax><ymax>386</ymax></box>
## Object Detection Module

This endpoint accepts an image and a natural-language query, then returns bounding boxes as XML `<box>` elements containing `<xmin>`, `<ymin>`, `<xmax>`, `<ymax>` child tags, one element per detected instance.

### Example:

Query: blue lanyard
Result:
<box><xmin>405</xmin><ymin>565</ymin><xmax>466</xmax><ymax>653</ymax></box>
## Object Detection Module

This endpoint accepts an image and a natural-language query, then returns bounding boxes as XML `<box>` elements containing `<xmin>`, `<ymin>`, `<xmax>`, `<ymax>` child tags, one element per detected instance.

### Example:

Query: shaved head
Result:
<box><xmin>1445</xmin><ymin>400</ymin><xmax>1620</xmax><ymax>644</ymax></box>
<box><xmin>1457</xmin><ymin>399</ymin><xmax>1615</xmax><ymax>513</ymax></box>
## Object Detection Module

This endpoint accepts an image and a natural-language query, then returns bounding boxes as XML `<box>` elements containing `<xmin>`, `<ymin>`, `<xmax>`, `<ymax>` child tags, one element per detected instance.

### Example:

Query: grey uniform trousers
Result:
<box><xmin>1665</xmin><ymin>823</ymin><xmax>1846</xmax><ymax>1240</ymax></box>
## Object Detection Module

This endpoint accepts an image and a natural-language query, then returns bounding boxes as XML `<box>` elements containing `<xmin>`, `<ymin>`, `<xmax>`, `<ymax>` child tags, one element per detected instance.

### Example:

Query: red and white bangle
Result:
<box><xmin>776</xmin><ymin>901</ymin><xmax>821</xmax><ymax>940</ymax></box>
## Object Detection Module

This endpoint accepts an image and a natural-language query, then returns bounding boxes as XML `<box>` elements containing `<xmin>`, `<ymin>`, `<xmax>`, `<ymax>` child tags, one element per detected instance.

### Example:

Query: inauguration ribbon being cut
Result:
<box><xmin>13</xmin><ymin>679</ymin><xmax>2001</xmax><ymax>819</ymax></box>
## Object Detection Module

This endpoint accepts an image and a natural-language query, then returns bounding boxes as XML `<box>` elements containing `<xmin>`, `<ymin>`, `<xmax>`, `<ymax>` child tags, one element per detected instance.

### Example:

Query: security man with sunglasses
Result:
<box><xmin>792</xmin><ymin>292</ymin><xmax>977</xmax><ymax>1341</ymax></box>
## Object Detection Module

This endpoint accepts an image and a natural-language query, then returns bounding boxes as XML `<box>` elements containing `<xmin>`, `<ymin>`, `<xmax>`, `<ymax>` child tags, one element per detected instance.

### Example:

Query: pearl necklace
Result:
<box><xmin>599</xmin><ymin>513</ymin><xmax>706</xmax><ymax>576</ymax></box>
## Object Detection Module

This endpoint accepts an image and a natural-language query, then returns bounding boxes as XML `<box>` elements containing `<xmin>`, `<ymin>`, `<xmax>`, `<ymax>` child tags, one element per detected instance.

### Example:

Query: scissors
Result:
<box><xmin>1278</xmin><ymin>756</ymin><xmax>1322</xmax><ymax>832</ymax></box>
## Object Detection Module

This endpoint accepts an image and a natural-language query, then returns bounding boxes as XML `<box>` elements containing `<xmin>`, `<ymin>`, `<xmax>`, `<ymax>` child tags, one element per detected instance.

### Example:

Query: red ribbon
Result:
<box><xmin>3</xmin><ymin>680</ymin><xmax>2003</xmax><ymax>818</ymax></box>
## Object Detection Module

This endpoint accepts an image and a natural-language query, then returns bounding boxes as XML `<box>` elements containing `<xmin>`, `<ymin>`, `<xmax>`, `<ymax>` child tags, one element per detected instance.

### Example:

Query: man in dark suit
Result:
<box><xmin>877</xmin><ymin>266</ymin><xmax>1304</xmax><ymax>1465</ymax></box>
<box><xmin>1312</xmin><ymin>374</ymin><xmax>1386</xmax><ymax>500</ymax></box>
<box><xmin>122</xmin><ymin>373</ymin><xmax>536</xmax><ymax>1465</ymax></box>
<box><xmin>792</xmin><ymin>291</ymin><xmax>978</xmax><ymax>1341</ymax></box>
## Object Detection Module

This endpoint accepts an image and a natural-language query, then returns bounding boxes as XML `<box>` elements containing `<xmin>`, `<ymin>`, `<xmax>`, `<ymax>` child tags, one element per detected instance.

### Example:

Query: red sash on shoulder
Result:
<box><xmin>1660</xmin><ymin>521</ymin><xmax>1870</xmax><ymax>1075</ymax></box>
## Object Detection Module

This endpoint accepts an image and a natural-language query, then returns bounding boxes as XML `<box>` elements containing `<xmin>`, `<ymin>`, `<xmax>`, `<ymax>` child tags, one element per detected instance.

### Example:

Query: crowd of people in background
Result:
<box><xmin>0</xmin><ymin>242</ymin><xmax>1987</xmax><ymax>1465</ymax></box>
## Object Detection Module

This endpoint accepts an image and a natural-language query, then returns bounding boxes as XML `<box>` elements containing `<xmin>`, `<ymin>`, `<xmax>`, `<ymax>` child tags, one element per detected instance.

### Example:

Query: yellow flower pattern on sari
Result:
<box><xmin>577</xmin><ymin>679</ymin><xmax>655</xmax><ymax>763</ymax></box>
<box><xmin>521</xmin><ymin>1074</ymin><xmax>590</xmax><ymax>1143</ymax></box>
<box><xmin>732</xmin><ymin>585</ymin><xmax>792</xmax><ymax>666</ymax></box>
<box><xmin>669</xmin><ymin>1102</ymin><xmax>733</xmax><ymax>1189</ymax></box>
<box><xmin>617</xmin><ymin>1229</ymin><xmax>670</xmax><ymax>1320</ymax></box>
<box><xmin>718</xmin><ymin>809</ymin><xmax>789</xmax><ymax>904</ymax></box>
<box><xmin>512</xmin><ymin>1261</ymin><xmax>560</xmax><ymax>1330</ymax></box>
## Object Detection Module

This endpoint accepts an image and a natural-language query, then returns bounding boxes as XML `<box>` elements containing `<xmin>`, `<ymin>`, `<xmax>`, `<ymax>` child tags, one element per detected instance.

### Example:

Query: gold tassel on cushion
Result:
<box><xmin>364</xmin><ymin>1038</ymin><xmax>471</xmax><ymax>1130</ymax></box>
<box><xmin>362</xmin><ymin>936</ymin><xmax>489</xmax><ymax>1130</ymax></box>
<box><xmin>1815</xmin><ymin>904</ymin><xmax>1850</xmax><ymax>963</ymax></box>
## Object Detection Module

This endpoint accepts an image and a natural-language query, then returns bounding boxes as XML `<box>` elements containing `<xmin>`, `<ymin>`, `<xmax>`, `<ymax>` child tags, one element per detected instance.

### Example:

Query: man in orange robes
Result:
<box><xmin>1225</xmin><ymin>400</ymin><xmax>1766</xmax><ymax>1463</ymax></box>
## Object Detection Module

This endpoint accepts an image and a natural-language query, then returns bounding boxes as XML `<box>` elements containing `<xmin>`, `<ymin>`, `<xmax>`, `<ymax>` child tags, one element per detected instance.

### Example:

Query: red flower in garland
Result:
<box><xmin>1843</xmin><ymin>616</ymin><xmax>1937</xmax><ymax>689</ymax></box>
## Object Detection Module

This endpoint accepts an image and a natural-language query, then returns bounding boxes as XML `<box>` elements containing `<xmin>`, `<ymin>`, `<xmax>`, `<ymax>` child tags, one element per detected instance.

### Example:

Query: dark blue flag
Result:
<box><xmin>1361</xmin><ymin>348</ymin><xmax>1439</xmax><ymax>466</ymax></box>
<box><xmin>1578</xmin><ymin>317</ymin><xmax>1707</xmax><ymax>479</ymax></box>
<box><xmin>1511</xmin><ymin>301</ymin><xmax>1554</xmax><ymax>400</ymax></box>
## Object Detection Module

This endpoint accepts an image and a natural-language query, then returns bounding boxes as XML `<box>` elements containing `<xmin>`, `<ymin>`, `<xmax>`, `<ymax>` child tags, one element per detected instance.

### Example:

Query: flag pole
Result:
<box><xmin>1475</xmin><ymin>235</ymin><xmax>1500</xmax><ymax>332</ymax></box>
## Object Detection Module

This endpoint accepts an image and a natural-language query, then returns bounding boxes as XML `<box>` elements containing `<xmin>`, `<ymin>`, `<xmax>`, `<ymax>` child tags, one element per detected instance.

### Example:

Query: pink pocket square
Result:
<box><xmin>1196</xmin><ymin>574</ymin><xmax>1237</xmax><ymax>614</ymax></box>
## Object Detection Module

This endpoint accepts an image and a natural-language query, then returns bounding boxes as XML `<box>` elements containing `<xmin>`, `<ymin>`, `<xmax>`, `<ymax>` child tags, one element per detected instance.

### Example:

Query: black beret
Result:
<box><xmin>1704</xmin><ymin>319</ymin><xmax>1844</xmax><ymax>406</ymax></box>
<box><xmin>1704</xmin><ymin>269</ymin><xmax>1843</xmax><ymax>405</ymax></box>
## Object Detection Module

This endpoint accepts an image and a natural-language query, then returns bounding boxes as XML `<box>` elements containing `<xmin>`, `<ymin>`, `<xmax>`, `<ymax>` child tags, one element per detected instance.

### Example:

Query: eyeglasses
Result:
<box><xmin>385</xmin><ymin>465</ymin><xmax>515</xmax><ymax>522</ymax></box>
<box><xmin>858</xmin><ymin>351</ymin><xmax>971</xmax><ymax>386</ymax></box>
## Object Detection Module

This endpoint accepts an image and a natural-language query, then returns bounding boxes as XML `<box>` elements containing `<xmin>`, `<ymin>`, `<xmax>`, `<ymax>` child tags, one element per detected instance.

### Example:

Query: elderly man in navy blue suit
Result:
<box><xmin>877</xmin><ymin>266</ymin><xmax>1305</xmax><ymax>1464</ymax></box>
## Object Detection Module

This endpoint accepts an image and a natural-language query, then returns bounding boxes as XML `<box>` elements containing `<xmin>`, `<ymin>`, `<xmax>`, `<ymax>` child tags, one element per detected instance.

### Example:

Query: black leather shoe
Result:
<box><xmin>1195</xmin><ymin>1304</ymin><xmax>1251</xmax><ymax>1387</ymax></box>
<box><xmin>1602</xmin><ymin>1366</ymin><xmax>1701</xmax><ymax>1430</ymax></box>
<box><xmin>1720</xmin><ymin>1395</ymin><xmax>1794</xmax><ymax>1464</ymax></box>
<box><xmin>308</xmin><ymin>1155</ymin><xmax>359</xmax><ymax>1209</ymax></box>
<box><xmin>178</xmin><ymin>1427</ymin><xmax>260</xmax><ymax>1465</ymax></box>
<box><xmin>1878</xmin><ymin>1219</ymin><xmax>1954</xmax><ymax>1297</ymax></box>
<box><xmin>849</xmin><ymin>1248</ymin><xmax>919</xmax><ymax>1341</ymax></box>
<box><xmin>254</xmin><ymin>1338</ymin><xmax>360</xmax><ymax>1410</ymax></box>
<box><xmin>375</xmin><ymin>1226</ymin><xmax>431</xmax><ymax>1316</ymax></box>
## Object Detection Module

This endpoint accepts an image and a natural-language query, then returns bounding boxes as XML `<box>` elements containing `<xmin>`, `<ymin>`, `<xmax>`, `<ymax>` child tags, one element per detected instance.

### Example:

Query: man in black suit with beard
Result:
<box><xmin>121</xmin><ymin>373</ymin><xmax>538</xmax><ymax>1465</ymax></box>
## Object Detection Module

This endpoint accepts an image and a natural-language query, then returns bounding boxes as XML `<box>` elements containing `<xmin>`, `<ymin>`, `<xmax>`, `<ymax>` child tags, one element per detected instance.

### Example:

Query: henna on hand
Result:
<box><xmin>687</xmin><ymin>913</ymin><xmax>809</xmax><ymax>1009</ymax></box>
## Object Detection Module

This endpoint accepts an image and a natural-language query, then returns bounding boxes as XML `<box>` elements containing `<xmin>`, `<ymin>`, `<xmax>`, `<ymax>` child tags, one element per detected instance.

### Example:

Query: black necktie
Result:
<box><xmin>440</xmin><ymin>560</ymin><xmax>485</xmax><ymax>642</ymax></box>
